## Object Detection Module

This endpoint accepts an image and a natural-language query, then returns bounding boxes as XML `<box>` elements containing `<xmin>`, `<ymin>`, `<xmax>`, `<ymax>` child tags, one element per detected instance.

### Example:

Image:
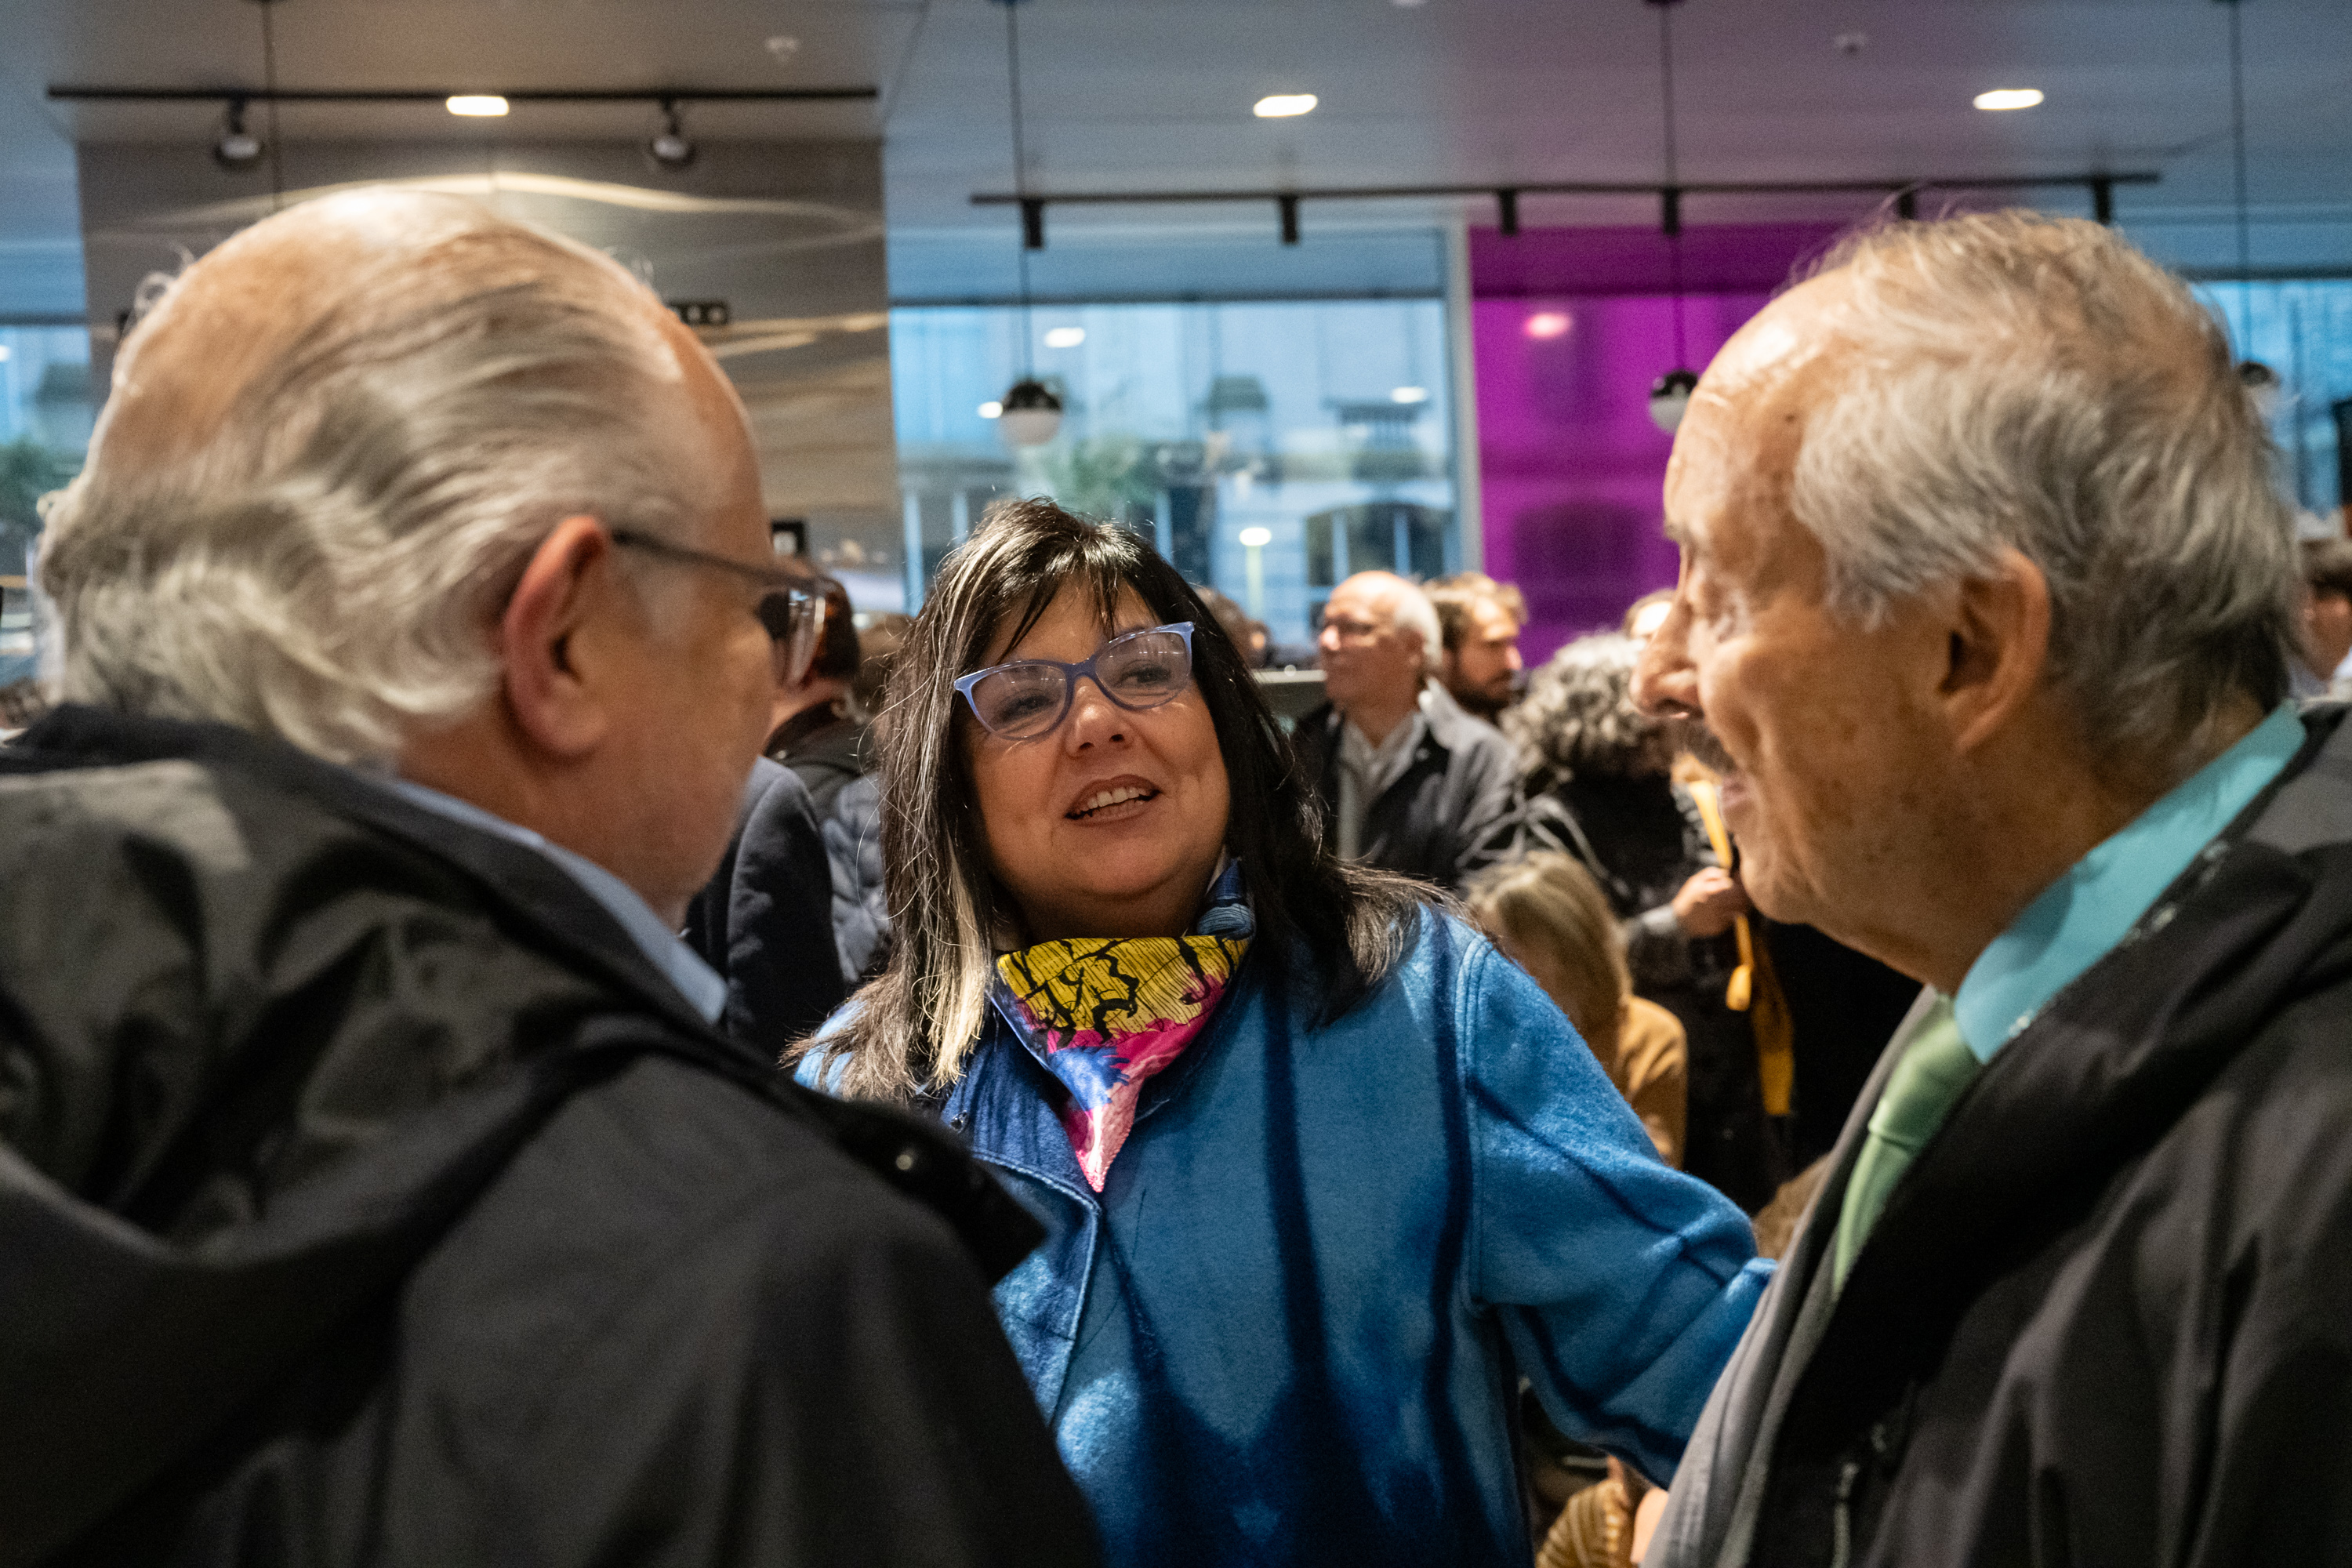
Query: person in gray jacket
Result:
<box><xmin>1291</xmin><ymin>570</ymin><xmax>1521</xmax><ymax>891</ymax></box>
<box><xmin>1629</xmin><ymin>211</ymin><xmax>2347</xmax><ymax>1568</ymax></box>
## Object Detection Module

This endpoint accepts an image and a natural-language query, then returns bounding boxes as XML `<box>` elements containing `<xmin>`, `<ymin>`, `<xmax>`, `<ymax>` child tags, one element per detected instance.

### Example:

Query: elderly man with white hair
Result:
<box><xmin>1294</xmin><ymin>568</ymin><xmax>1521</xmax><ymax>891</ymax></box>
<box><xmin>0</xmin><ymin>191</ymin><xmax>1097</xmax><ymax>1566</ymax></box>
<box><xmin>1634</xmin><ymin>212</ymin><xmax>2352</xmax><ymax>1567</ymax></box>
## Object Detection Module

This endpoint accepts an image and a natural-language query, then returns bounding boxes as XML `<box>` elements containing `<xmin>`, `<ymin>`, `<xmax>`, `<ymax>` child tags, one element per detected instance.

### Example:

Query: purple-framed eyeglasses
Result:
<box><xmin>954</xmin><ymin>622</ymin><xmax>1197</xmax><ymax>741</ymax></box>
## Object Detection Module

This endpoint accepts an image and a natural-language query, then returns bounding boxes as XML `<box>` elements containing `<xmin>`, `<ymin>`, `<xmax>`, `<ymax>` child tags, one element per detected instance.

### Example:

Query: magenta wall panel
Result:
<box><xmin>1469</xmin><ymin>224</ymin><xmax>1846</xmax><ymax>664</ymax></box>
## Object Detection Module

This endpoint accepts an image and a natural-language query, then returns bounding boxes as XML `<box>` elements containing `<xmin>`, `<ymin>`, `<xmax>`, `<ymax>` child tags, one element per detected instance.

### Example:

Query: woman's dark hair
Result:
<box><xmin>795</xmin><ymin>498</ymin><xmax>1427</xmax><ymax>1102</ymax></box>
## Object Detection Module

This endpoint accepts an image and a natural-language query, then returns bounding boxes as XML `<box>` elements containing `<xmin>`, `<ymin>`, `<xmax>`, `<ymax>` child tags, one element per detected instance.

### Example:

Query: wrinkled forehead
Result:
<box><xmin>1664</xmin><ymin>274</ymin><xmax>1853</xmax><ymax>557</ymax></box>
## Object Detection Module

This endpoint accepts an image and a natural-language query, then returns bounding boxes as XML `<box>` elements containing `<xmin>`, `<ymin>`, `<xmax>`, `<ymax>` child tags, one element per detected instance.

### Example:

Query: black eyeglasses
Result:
<box><xmin>954</xmin><ymin>622</ymin><xmax>1197</xmax><ymax>740</ymax></box>
<box><xmin>610</xmin><ymin>528</ymin><xmax>822</xmax><ymax>685</ymax></box>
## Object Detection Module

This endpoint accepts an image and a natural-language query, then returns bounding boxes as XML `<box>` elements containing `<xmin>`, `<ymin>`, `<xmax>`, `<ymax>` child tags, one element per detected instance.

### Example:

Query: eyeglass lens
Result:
<box><xmin>758</xmin><ymin>589</ymin><xmax>822</xmax><ymax>686</ymax></box>
<box><xmin>966</xmin><ymin>628</ymin><xmax>1192</xmax><ymax>739</ymax></box>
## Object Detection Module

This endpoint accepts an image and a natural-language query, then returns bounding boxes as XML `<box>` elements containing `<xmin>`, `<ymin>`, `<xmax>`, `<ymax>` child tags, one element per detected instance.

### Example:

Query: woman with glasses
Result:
<box><xmin>797</xmin><ymin>500</ymin><xmax>1769</xmax><ymax>1567</ymax></box>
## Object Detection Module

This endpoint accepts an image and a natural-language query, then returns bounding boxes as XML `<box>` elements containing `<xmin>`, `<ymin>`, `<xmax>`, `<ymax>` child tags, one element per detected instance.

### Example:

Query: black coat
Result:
<box><xmin>0</xmin><ymin>707</ymin><xmax>1098</xmax><ymax>1568</ymax></box>
<box><xmin>1290</xmin><ymin>685</ymin><xmax>1522</xmax><ymax>891</ymax></box>
<box><xmin>685</xmin><ymin>758</ymin><xmax>849</xmax><ymax>1044</ymax></box>
<box><xmin>1654</xmin><ymin>703</ymin><xmax>2352</xmax><ymax>1568</ymax></box>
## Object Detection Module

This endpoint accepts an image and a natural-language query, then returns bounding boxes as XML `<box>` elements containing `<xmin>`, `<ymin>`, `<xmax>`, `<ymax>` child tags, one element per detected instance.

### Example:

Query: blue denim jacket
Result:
<box><xmin>821</xmin><ymin>906</ymin><xmax>1772</xmax><ymax>1567</ymax></box>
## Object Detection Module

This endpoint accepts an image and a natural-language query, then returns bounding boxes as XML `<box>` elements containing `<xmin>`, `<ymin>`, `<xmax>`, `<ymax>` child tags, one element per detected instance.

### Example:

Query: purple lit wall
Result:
<box><xmin>1471</xmin><ymin>224</ymin><xmax>1846</xmax><ymax>662</ymax></box>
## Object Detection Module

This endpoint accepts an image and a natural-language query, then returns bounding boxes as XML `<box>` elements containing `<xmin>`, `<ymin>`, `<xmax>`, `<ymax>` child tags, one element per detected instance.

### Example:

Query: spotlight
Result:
<box><xmin>445</xmin><ymin>95</ymin><xmax>510</xmax><ymax>118</ymax></box>
<box><xmin>996</xmin><ymin>378</ymin><xmax>1064</xmax><ymax>448</ymax></box>
<box><xmin>1973</xmin><ymin>88</ymin><xmax>2044</xmax><ymax>112</ymax></box>
<box><xmin>647</xmin><ymin>99</ymin><xmax>695</xmax><ymax>169</ymax></box>
<box><xmin>213</xmin><ymin>99</ymin><xmax>263</xmax><ymax>169</ymax></box>
<box><xmin>1648</xmin><ymin>368</ymin><xmax>1699</xmax><ymax>433</ymax></box>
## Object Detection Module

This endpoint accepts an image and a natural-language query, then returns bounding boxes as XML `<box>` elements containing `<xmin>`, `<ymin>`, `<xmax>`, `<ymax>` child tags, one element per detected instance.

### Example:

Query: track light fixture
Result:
<box><xmin>1645</xmin><ymin>0</ymin><xmax>1697</xmax><ymax>434</ymax></box>
<box><xmin>212</xmin><ymin>98</ymin><xmax>263</xmax><ymax>169</ymax></box>
<box><xmin>647</xmin><ymin>98</ymin><xmax>695</xmax><ymax>169</ymax></box>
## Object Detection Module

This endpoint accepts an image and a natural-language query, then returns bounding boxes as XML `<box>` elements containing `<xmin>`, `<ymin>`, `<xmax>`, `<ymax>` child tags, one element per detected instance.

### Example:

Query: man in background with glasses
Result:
<box><xmin>1294</xmin><ymin>569</ymin><xmax>1523</xmax><ymax>892</ymax></box>
<box><xmin>2</xmin><ymin>191</ymin><xmax>1097</xmax><ymax>1566</ymax></box>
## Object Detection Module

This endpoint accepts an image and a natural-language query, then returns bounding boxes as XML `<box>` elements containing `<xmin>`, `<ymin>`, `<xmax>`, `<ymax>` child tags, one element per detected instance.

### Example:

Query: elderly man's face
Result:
<box><xmin>1318</xmin><ymin>574</ymin><xmax>1427</xmax><ymax>713</ymax></box>
<box><xmin>1634</xmin><ymin>278</ymin><xmax>1958</xmax><ymax>936</ymax></box>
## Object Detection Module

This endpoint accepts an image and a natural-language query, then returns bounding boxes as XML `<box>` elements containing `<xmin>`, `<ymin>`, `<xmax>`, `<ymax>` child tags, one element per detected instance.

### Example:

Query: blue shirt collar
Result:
<box><xmin>368</xmin><ymin>774</ymin><xmax>728</xmax><ymax>1025</ymax></box>
<box><xmin>1952</xmin><ymin>702</ymin><xmax>2305</xmax><ymax>1061</ymax></box>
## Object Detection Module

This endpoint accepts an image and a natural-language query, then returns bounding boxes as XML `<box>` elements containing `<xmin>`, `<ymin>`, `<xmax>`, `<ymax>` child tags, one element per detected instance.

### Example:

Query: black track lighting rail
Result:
<box><xmin>49</xmin><ymin>85</ymin><xmax>877</xmax><ymax>105</ymax></box>
<box><xmin>974</xmin><ymin>170</ymin><xmax>2159</xmax><ymax>247</ymax></box>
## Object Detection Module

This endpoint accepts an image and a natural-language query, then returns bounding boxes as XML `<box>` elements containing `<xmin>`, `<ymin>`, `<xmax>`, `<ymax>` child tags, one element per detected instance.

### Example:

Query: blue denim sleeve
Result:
<box><xmin>1458</xmin><ymin>929</ymin><xmax>1772</xmax><ymax>1486</ymax></box>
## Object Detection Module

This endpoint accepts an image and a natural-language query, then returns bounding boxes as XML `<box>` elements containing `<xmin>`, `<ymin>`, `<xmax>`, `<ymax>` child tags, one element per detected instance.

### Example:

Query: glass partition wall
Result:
<box><xmin>890</xmin><ymin>296</ymin><xmax>1461</xmax><ymax>649</ymax></box>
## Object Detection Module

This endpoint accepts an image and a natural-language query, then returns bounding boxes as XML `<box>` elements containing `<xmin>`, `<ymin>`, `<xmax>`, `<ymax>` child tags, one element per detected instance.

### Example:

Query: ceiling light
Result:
<box><xmin>0</xmin><ymin>346</ymin><xmax>11</xmax><ymax>362</ymax></box>
<box><xmin>1524</xmin><ymin>310</ymin><xmax>1571</xmax><ymax>340</ymax></box>
<box><xmin>445</xmin><ymin>95</ymin><xmax>510</xmax><ymax>118</ymax></box>
<box><xmin>1389</xmin><ymin>385</ymin><xmax>1430</xmax><ymax>405</ymax></box>
<box><xmin>1973</xmin><ymin>88</ymin><xmax>2043</xmax><ymax>112</ymax></box>
<box><xmin>1238</xmin><ymin>527</ymin><xmax>1273</xmax><ymax>548</ymax></box>
<box><xmin>1043</xmin><ymin>325</ymin><xmax>1086</xmax><ymax>349</ymax></box>
<box><xmin>212</xmin><ymin>99</ymin><xmax>263</xmax><ymax>169</ymax></box>
<box><xmin>647</xmin><ymin>100</ymin><xmax>695</xmax><ymax>169</ymax></box>
<box><xmin>978</xmin><ymin>400</ymin><xmax>1004</xmax><ymax>419</ymax></box>
<box><xmin>1254</xmin><ymin>94</ymin><xmax>1318</xmax><ymax>118</ymax></box>
<box><xmin>764</xmin><ymin>34</ymin><xmax>800</xmax><ymax>61</ymax></box>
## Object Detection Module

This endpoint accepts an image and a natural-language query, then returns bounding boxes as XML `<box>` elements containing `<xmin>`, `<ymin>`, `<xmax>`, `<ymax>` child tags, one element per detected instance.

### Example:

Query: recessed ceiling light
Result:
<box><xmin>1523</xmin><ymin>310</ymin><xmax>1572</xmax><ymax>340</ymax></box>
<box><xmin>1390</xmin><ymin>385</ymin><xmax>1430</xmax><ymax>405</ymax></box>
<box><xmin>1238</xmin><ymin>527</ymin><xmax>1273</xmax><ymax>548</ymax></box>
<box><xmin>446</xmin><ymin>95</ymin><xmax>510</xmax><ymax>118</ymax></box>
<box><xmin>1043</xmin><ymin>326</ymin><xmax>1086</xmax><ymax>349</ymax></box>
<box><xmin>1973</xmin><ymin>88</ymin><xmax>2044</xmax><ymax>112</ymax></box>
<box><xmin>764</xmin><ymin>35</ymin><xmax>800</xmax><ymax>61</ymax></box>
<box><xmin>1254</xmin><ymin>93</ymin><xmax>1318</xmax><ymax>119</ymax></box>
<box><xmin>978</xmin><ymin>400</ymin><xmax>1004</xmax><ymax>419</ymax></box>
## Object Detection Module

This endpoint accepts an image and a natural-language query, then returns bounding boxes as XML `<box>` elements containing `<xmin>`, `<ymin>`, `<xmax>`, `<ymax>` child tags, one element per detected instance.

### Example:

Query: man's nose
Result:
<box><xmin>1632</xmin><ymin>601</ymin><xmax>1700</xmax><ymax>718</ymax></box>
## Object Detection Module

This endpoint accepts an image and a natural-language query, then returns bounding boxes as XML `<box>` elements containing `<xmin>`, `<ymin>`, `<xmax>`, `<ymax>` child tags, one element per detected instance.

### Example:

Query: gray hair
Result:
<box><xmin>1505</xmin><ymin>633</ymin><xmax>1668</xmax><ymax>779</ymax></box>
<box><xmin>37</xmin><ymin>190</ymin><xmax>713</xmax><ymax>765</ymax></box>
<box><xmin>1344</xmin><ymin>572</ymin><xmax>1442</xmax><ymax>674</ymax></box>
<box><xmin>1791</xmin><ymin>212</ymin><xmax>2297</xmax><ymax>775</ymax></box>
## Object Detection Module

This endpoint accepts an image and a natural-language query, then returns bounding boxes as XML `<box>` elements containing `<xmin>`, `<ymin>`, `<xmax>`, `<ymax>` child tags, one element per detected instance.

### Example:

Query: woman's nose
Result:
<box><xmin>1062</xmin><ymin>677</ymin><xmax>1128</xmax><ymax>749</ymax></box>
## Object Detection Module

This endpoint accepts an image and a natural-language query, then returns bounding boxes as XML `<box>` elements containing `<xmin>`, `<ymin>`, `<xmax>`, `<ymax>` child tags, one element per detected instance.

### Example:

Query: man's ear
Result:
<box><xmin>499</xmin><ymin>515</ymin><xmax>621</xmax><ymax>759</ymax></box>
<box><xmin>1943</xmin><ymin>545</ymin><xmax>2053</xmax><ymax>756</ymax></box>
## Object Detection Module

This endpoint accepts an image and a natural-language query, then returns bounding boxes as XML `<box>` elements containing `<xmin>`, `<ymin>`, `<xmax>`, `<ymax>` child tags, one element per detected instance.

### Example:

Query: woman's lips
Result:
<box><xmin>1066</xmin><ymin>783</ymin><xmax>1162</xmax><ymax>822</ymax></box>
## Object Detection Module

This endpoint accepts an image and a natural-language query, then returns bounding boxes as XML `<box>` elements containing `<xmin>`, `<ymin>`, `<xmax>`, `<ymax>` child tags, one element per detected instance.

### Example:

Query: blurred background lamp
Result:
<box><xmin>1237</xmin><ymin>527</ymin><xmax>1273</xmax><ymax>549</ymax></box>
<box><xmin>445</xmin><ymin>95</ymin><xmax>510</xmax><ymax>117</ymax></box>
<box><xmin>1389</xmin><ymin>385</ymin><xmax>1429</xmax><ymax>405</ymax></box>
<box><xmin>1648</xmin><ymin>368</ymin><xmax>1699</xmax><ymax>433</ymax></box>
<box><xmin>996</xmin><ymin>377</ymin><xmax>1064</xmax><ymax>447</ymax></box>
<box><xmin>647</xmin><ymin>100</ymin><xmax>695</xmax><ymax>169</ymax></box>
<box><xmin>212</xmin><ymin>100</ymin><xmax>263</xmax><ymax>168</ymax></box>
<box><xmin>1043</xmin><ymin>325</ymin><xmax>1087</xmax><ymax>348</ymax></box>
<box><xmin>978</xmin><ymin>400</ymin><xmax>1004</xmax><ymax>419</ymax></box>
<box><xmin>1973</xmin><ymin>88</ymin><xmax>2044</xmax><ymax>111</ymax></box>
<box><xmin>1524</xmin><ymin>310</ymin><xmax>1571</xmax><ymax>340</ymax></box>
<box><xmin>1254</xmin><ymin>93</ymin><xmax>1317</xmax><ymax>118</ymax></box>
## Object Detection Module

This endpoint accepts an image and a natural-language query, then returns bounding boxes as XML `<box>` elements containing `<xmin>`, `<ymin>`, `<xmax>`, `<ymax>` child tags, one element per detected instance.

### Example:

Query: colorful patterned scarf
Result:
<box><xmin>991</xmin><ymin>863</ymin><xmax>1252</xmax><ymax>1191</ymax></box>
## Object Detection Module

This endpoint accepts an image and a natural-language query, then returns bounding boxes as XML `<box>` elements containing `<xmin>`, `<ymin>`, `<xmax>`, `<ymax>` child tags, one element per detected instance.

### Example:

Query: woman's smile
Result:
<box><xmin>1066</xmin><ymin>777</ymin><xmax>1162</xmax><ymax>822</ymax></box>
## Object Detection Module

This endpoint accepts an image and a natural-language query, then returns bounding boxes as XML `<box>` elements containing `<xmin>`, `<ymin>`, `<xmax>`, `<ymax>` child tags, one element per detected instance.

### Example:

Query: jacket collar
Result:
<box><xmin>6</xmin><ymin>704</ymin><xmax>724</xmax><ymax>1045</ymax></box>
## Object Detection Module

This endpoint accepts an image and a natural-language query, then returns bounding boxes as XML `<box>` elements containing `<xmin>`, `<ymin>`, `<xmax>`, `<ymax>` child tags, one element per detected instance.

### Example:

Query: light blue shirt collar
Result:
<box><xmin>1953</xmin><ymin>702</ymin><xmax>2305</xmax><ymax>1061</ymax></box>
<box><xmin>368</xmin><ymin>775</ymin><xmax>728</xmax><ymax>1025</ymax></box>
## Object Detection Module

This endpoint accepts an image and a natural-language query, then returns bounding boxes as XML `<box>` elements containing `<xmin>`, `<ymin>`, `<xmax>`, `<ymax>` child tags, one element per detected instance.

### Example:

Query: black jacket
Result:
<box><xmin>1653</xmin><ymin>703</ymin><xmax>2352</xmax><ymax>1568</ymax></box>
<box><xmin>685</xmin><ymin>758</ymin><xmax>848</xmax><ymax>1044</ymax></box>
<box><xmin>0</xmin><ymin>707</ymin><xmax>1098</xmax><ymax>1568</ymax></box>
<box><xmin>1290</xmin><ymin>684</ymin><xmax>1521</xmax><ymax>891</ymax></box>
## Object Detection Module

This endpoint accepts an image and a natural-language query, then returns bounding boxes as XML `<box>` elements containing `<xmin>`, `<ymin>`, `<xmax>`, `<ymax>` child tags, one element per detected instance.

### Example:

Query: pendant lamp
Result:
<box><xmin>993</xmin><ymin>0</ymin><xmax>1062</xmax><ymax>448</ymax></box>
<box><xmin>1645</xmin><ymin>0</ymin><xmax>1697</xmax><ymax>434</ymax></box>
<box><xmin>2220</xmin><ymin>0</ymin><xmax>2279</xmax><ymax>412</ymax></box>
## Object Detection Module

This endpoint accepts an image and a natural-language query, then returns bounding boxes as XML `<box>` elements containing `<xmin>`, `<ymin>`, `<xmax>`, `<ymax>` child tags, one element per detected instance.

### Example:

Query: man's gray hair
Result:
<box><xmin>1385</xmin><ymin>577</ymin><xmax>1444</xmax><ymax>675</ymax></box>
<box><xmin>1791</xmin><ymin>212</ymin><xmax>2296</xmax><ymax>775</ymax></box>
<box><xmin>37</xmin><ymin>190</ymin><xmax>713</xmax><ymax>765</ymax></box>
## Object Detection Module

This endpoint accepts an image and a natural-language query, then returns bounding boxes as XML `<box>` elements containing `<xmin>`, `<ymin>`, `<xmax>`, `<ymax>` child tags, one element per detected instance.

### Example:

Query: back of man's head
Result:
<box><xmin>38</xmin><ymin>190</ymin><xmax>717</xmax><ymax>765</ymax></box>
<box><xmin>1788</xmin><ymin>212</ymin><xmax>2297</xmax><ymax>776</ymax></box>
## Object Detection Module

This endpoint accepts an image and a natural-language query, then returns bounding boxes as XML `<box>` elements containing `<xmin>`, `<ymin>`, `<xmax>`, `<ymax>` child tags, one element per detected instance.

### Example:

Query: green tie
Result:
<box><xmin>1831</xmin><ymin>997</ymin><xmax>1980</xmax><ymax>1292</ymax></box>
